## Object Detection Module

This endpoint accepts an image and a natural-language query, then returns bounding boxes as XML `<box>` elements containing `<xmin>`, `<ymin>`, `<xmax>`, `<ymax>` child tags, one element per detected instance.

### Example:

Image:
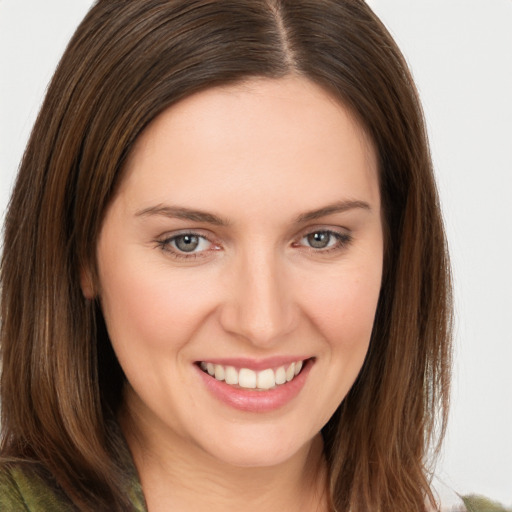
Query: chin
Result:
<box><xmin>194</xmin><ymin>423</ymin><xmax>317</xmax><ymax>469</ymax></box>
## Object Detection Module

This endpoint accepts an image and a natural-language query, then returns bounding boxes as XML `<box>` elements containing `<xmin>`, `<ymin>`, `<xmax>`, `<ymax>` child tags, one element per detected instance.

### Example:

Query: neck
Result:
<box><xmin>119</xmin><ymin>403</ymin><xmax>329</xmax><ymax>512</ymax></box>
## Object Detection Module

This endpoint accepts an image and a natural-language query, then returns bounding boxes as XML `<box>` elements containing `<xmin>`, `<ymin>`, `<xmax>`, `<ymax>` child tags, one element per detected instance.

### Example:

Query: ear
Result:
<box><xmin>80</xmin><ymin>265</ymin><xmax>96</xmax><ymax>299</ymax></box>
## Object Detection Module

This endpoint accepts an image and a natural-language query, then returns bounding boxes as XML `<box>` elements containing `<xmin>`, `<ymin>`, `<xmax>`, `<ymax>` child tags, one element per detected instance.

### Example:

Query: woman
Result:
<box><xmin>0</xmin><ymin>1</ymin><xmax>454</xmax><ymax>510</ymax></box>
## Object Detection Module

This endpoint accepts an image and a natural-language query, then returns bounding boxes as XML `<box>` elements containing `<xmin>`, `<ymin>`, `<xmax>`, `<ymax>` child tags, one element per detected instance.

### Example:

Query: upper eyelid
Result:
<box><xmin>295</xmin><ymin>225</ymin><xmax>351</xmax><ymax>239</ymax></box>
<box><xmin>159</xmin><ymin>229</ymin><xmax>215</xmax><ymax>243</ymax></box>
<box><xmin>299</xmin><ymin>229</ymin><xmax>348</xmax><ymax>239</ymax></box>
<box><xmin>156</xmin><ymin>229</ymin><xmax>213</xmax><ymax>243</ymax></box>
<box><xmin>159</xmin><ymin>226</ymin><xmax>348</xmax><ymax>238</ymax></box>
<box><xmin>296</xmin><ymin>229</ymin><xmax>351</xmax><ymax>244</ymax></box>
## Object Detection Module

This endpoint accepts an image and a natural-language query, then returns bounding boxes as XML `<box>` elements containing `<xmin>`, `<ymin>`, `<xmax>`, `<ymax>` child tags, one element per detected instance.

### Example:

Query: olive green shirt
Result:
<box><xmin>0</xmin><ymin>458</ymin><xmax>147</xmax><ymax>511</ymax></box>
<box><xmin>0</xmin><ymin>462</ymin><xmax>147</xmax><ymax>512</ymax></box>
<box><xmin>0</xmin><ymin>418</ymin><xmax>147</xmax><ymax>511</ymax></box>
<box><xmin>0</xmin><ymin>458</ymin><xmax>145</xmax><ymax>511</ymax></box>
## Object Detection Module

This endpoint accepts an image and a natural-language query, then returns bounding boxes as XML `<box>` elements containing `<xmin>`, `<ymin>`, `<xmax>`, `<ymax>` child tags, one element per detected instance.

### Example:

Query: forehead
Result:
<box><xmin>118</xmin><ymin>76</ymin><xmax>379</xmax><ymax>220</ymax></box>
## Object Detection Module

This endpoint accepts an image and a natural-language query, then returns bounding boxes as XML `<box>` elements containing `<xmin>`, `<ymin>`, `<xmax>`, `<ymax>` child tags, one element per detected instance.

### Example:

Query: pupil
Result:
<box><xmin>308</xmin><ymin>232</ymin><xmax>330</xmax><ymax>249</ymax></box>
<box><xmin>176</xmin><ymin>235</ymin><xmax>199</xmax><ymax>252</ymax></box>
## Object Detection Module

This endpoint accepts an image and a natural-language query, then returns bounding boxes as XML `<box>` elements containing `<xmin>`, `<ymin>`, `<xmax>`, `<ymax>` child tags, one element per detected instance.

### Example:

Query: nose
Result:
<box><xmin>219</xmin><ymin>249</ymin><xmax>299</xmax><ymax>348</ymax></box>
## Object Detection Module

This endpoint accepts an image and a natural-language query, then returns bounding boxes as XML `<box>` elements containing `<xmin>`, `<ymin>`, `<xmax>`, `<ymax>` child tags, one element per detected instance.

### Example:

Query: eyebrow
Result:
<box><xmin>294</xmin><ymin>200</ymin><xmax>371</xmax><ymax>223</ymax></box>
<box><xmin>135</xmin><ymin>199</ymin><xmax>371</xmax><ymax>226</ymax></box>
<box><xmin>135</xmin><ymin>205</ymin><xmax>230</xmax><ymax>226</ymax></box>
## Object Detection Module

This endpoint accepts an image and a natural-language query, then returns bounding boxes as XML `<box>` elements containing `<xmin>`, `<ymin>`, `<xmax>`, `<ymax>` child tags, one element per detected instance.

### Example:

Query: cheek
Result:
<box><xmin>299</xmin><ymin>262</ymin><xmax>382</xmax><ymax>353</ymax></box>
<box><xmin>98</xmin><ymin>258</ymin><xmax>218</xmax><ymax>357</ymax></box>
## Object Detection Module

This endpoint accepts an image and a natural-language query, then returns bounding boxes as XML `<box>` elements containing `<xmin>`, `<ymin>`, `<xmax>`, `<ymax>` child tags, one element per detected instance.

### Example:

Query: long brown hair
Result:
<box><xmin>1</xmin><ymin>1</ymin><xmax>452</xmax><ymax>510</ymax></box>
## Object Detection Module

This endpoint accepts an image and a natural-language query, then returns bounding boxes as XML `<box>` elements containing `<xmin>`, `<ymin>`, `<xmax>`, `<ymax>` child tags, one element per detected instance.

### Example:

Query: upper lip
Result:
<box><xmin>196</xmin><ymin>356</ymin><xmax>312</xmax><ymax>371</ymax></box>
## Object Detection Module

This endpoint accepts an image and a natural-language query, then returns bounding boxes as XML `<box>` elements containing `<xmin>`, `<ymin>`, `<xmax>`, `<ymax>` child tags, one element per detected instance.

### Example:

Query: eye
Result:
<box><xmin>297</xmin><ymin>230</ymin><xmax>352</xmax><ymax>251</ymax></box>
<box><xmin>157</xmin><ymin>232</ymin><xmax>215</xmax><ymax>257</ymax></box>
<box><xmin>305</xmin><ymin>231</ymin><xmax>334</xmax><ymax>249</ymax></box>
<box><xmin>172</xmin><ymin>234</ymin><xmax>205</xmax><ymax>253</ymax></box>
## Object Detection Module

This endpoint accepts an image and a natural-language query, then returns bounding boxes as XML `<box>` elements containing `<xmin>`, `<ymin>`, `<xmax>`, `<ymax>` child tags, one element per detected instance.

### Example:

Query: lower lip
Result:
<box><xmin>196</xmin><ymin>359</ymin><xmax>313</xmax><ymax>413</ymax></box>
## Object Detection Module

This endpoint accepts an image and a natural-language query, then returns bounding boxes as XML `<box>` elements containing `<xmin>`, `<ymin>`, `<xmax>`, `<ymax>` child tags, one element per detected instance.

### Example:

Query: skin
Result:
<box><xmin>86</xmin><ymin>76</ymin><xmax>384</xmax><ymax>511</ymax></box>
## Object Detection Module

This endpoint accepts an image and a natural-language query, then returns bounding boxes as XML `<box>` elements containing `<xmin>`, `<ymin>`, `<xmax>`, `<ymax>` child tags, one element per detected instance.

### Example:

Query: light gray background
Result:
<box><xmin>1</xmin><ymin>0</ymin><xmax>511</xmax><ymax>505</ymax></box>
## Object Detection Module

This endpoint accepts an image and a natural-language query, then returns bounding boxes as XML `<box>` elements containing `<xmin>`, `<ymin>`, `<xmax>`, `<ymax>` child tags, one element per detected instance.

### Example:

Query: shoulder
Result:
<box><xmin>0</xmin><ymin>460</ymin><xmax>74</xmax><ymax>512</ymax></box>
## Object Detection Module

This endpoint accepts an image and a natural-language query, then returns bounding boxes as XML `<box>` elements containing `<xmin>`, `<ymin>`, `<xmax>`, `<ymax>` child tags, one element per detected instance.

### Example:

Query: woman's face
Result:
<box><xmin>91</xmin><ymin>76</ymin><xmax>383</xmax><ymax>467</ymax></box>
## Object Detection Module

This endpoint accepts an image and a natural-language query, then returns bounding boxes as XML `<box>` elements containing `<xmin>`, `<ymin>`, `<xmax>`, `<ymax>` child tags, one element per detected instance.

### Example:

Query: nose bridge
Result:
<box><xmin>221</xmin><ymin>245</ymin><xmax>297</xmax><ymax>346</ymax></box>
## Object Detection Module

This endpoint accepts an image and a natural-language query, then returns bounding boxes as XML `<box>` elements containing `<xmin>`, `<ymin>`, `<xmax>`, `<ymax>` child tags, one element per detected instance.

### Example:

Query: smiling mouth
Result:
<box><xmin>197</xmin><ymin>359</ymin><xmax>309</xmax><ymax>391</ymax></box>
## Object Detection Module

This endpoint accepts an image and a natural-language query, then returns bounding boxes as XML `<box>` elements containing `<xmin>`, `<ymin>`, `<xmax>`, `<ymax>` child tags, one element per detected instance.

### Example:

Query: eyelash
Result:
<box><xmin>155</xmin><ymin>229</ymin><xmax>352</xmax><ymax>260</ymax></box>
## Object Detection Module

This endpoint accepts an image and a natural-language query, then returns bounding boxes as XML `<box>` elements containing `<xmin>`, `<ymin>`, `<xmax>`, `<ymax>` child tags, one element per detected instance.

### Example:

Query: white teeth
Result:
<box><xmin>286</xmin><ymin>363</ymin><xmax>295</xmax><ymax>382</ymax></box>
<box><xmin>200</xmin><ymin>360</ymin><xmax>306</xmax><ymax>390</ymax></box>
<box><xmin>239</xmin><ymin>368</ymin><xmax>257</xmax><ymax>389</ymax></box>
<box><xmin>257</xmin><ymin>368</ymin><xmax>276</xmax><ymax>390</ymax></box>
<box><xmin>275</xmin><ymin>366</ymin><xmax>286</xmax><ymax>385</ymax></box>
<box><xmin>225</xmin><ymin>366</ymin><xmax>238</xmax><ymax>385</ymax></box>
<box><xmin>214</xmin><ymin>364</ymin><xmax>225</xmax><ymax>381</ymax></box>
